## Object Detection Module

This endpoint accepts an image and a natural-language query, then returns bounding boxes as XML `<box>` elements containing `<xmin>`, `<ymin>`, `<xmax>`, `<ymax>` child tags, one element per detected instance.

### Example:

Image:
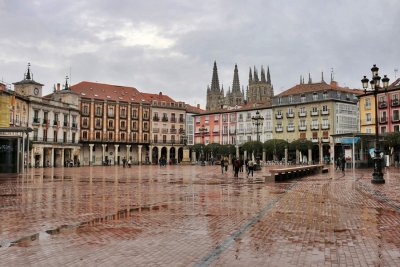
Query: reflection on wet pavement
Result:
<box><xmin>0</xmin><ymin>165</ymin><xmax>399</xmax><ymax>266</ymax></box>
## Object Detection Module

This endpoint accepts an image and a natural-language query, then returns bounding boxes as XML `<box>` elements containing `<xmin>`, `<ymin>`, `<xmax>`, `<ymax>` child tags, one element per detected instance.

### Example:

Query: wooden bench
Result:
<box><xmin>269</xmin><ymin>164</ymin><xmax>325</xmax><ymax>182</ymax></box>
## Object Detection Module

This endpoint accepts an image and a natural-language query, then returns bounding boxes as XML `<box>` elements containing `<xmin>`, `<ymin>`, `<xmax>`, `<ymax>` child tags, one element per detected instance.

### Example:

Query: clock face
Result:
<box><xmin>34</xmin><ymin>88</ymin><xmax>39</xmax><ymax>95</ymax></box>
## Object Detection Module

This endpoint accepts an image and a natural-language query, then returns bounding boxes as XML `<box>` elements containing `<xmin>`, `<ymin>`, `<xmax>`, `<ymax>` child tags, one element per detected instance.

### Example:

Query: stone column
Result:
<box><xmin>138</xmin><ymin>145</ymin><xmax>142</xmax><ymax>165</ymax></box>
<box><xmin>51</xmin><ymin>148</ymin><xmax>54</xmax><ymax>167</ymax></box>
<box><xmin>262</xmin><ymin>150</ymin><xmax>266</xmax><ymax>163</ymax></box>
<box><xmin>89</xmin><ymin>144</ymin><xmax>94</xmax><ymax>166</ymax></box>
<box><xmin>235</xmin><ymin>145</ymin><xmax>239</xmax><ymax>158</ymax></box>
<box><xmin>192</xmin><ymin>151</ymin><xmax>196</xmax><ymax>162</ymax></box>
<box><xmin>102</xmin><ymin>144</ymin><xmax>107</xmax><ymax>163</ymax></box>
<box><xmin>149</xmin><ymin>145</ymin><xmax>153</xmax><ymax>164</ymax></box>
<box><xmin>308</xmin><ymin>148</ymin><xmax>312</xmax><ymax>165</ymax></box>
<box><xmin>114</xmin><ymin>144</ymin><xmax>119</xmax><ymax>165</ymax></box>
<box><xmin>296</xmin><ymin>149</ymin><xmax>300</xmax><ymax>165</ymax></box>
<box><xmin>284</xmin><ymin>147</ymin><xmax>288</xmax><ymax>165</ymax></box>
<box><xmin>127</xmin><ymin>145</ymin><xmax>131</xmax><ymax>160</ymax></box>
<box><xmin>167</xmin><ymin>146</ymin><xmax>171</xmax><ymax>163</ymax></box>
<box><xmin>61</xmin><ymin>148</ymin><xmax>65</xmax><ymax>167</ymax></box>
<box><xmin>244</xmin><ymin>150</ymin><xmax>247</xmax><ymax>160</ymax></box>
<box><xmin>319</xmin><ymin>143</ymin><xmax>324</xmax><ymax>164</ymax></box>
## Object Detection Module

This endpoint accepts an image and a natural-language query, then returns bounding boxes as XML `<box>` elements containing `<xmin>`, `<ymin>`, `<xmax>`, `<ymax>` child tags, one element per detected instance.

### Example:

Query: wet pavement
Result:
<box><xmin>0</xmin><ymin>165</ymin><xmax>399</xmax><ymax>266</ymax></box>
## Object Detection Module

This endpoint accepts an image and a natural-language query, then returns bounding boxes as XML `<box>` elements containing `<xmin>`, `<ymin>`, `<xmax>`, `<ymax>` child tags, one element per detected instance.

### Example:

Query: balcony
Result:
<box><xmin>179</xmin><ymin>118</ymin><xmax>185</xmax><ymax>123</ymax></box>
<box><xmin>229</xmin><ymin>129</ymin><xmax>236</xmax><ymax>134</ymax></box>
<box><xmin>379</xmin><ymin>101</ymin><xmax>387</xmax><ymax>108</ymax></box>
<box><xmin>275</xmin><ymin>126</ymin><xmax>283</xmax><ymax>132</ymax></box>
<box><xmin>310</xmin><ymin>110</ymin><xmax>319</xmax><ymax>116</ymax></box>
<box><xmin>380</xmin><ymin>116</ymin><xmax>388</xmax><ymax>124</ymax></box>
<box><xmin>311</xmin><ymin>138</ymin><xmax>319</xmax><ymax>143</ymax></box>
<box><xmin>71</xmin><ymin>122</ymin><xmax>78</xmax><ymax>129</ymax></box>
<box><xmin>95</xmin><ymin>112</ymin><xmax>102</xmax><ymax>117</ymax></box>
<box><xmin>298</xmin><ymin>125</ymin><xmax>307</xmax><ymax>131</ymax></box>
<box><xmin>120</xmin><ymin>113</ymin><xmax>127</xmax><ymax>119</ymax></box>
<box><xmin>30</xmin><ymin>137</ymin><xmax>78</xmax><ymax>144</ymax></box>
<box><xmin>170</xmin><ymin>128</ymin><xmax>177</xmax><ymax>134</ymax></box>
<box><xmin>107</xmin><ymin>125</ymin><xmax>115</xmax><ymax>130</ymax></box>
<box><xmin>153</xmin><ymin>116</ymin><xmax>160</xmax><ymax>121</ymax></box>
<box><xmin>152</xmin><ymin>128</ymin><xmax>160</xmax><ymax>133</ymax></box>
<box><xmin>107</xmin><ymin>113</ymin><xmax>115</xmax><ymax>118</ymax></box>
<box><xmin>162</xmin><ymin>117</ymin><xmax>168</xmax><ymax>122</ymax></box>
<box><xmin>161</xmin><ymin>128</ymin><xmax>168</xmax><ymax>134</ymax></box>
<box><xmin>120</xmin><ymin>125</ymin><xmax>126</xmax><ymax>131</ymax></box>
<box><xmin>82</xmin><ymin>123</ymin><xmax>89</xmax><ymax>129</ymax></box>
<box><xmin>392</xmin><ymin>99</ymin><xmax>400</xmax><ymax>107</ymax></box>
<box><xmin>321</xmin><ymin>124</ymin><xmax>330</xmax><ymax>130</ymax></box>
<box><xmin>237</xmin><ymin>129</ymin><xmax>244</xmax><ymax>134</ymax></box>
<box><xmin>275</xmin><ymin>113</ymin><xmax>283</xmax><ymax>119</ymax></box>
<box><xmin>33</xmin><ymin>117</ymin><xmax>40</xmax><ymax>124</ymax></box>
<box><xmin>298</xmin><ymin>111</ymin><xmax>307</xmax><ymax>117</ymax></box>
<box><xmin>286</xmin><ymin>112</ymin><xmax>295</xmax><ymax>118</ymax></box>
<box><xmin>320</xmin><ymin>109</ymin><xmax>329</xmax><ymax>115</ymax></box>
<box><xmin>43</xmin><ymin>119</ymin><xmax>49</xmax><ymax>125</ymax></box>
<box><xmin>322</xmin><ymin>137</ymin><xmax>330</xmax><ymax>143</ymax></box>
<box><xmin>63</xmin><ymin>121</ymin><xmax>68</xmax><ymax>127</ymax></box>
<box><xmin>287</xmin><ymin>126</ymin><xmax>295</xmax><ymax>132</ymax></box>
<box><xmin>311</xmin><ymin>124</ymin><xmax>319</xmax><ymax>130</ymax></box>
<box><xmin>53</xmin><ymin>120</ymin><xmax>58</xmax><ymax>126</ymax></box>
<box><xmin>170</xmin><ymin>117</ymin><xmax>176</xmax><ymax>123</ymax></box>
<box><xmin>392</xmin><ymin>117</ymin><xmax>400</xmax><ymax>123</ymax></box>
<box><xmin>95</xmin><ymin>124</ymin><xmax>102</xmax><ymax>129</ymax></box>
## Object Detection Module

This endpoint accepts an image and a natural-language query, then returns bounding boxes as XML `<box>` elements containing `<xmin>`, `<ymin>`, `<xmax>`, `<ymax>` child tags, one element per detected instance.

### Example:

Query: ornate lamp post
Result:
<box><xmin>252</xmin><ymin>111</ymin><xmax>264</xmax><ymax>167</ymax></box>
<box><xmin>361</xmin><ymin>64</ymin><xmax>390</xmax><ymax>184</ymax></box>
<box><xmin>198</xmin><ymin>124</ymin><xmax>208</xmax><ymax>166</ymax></box>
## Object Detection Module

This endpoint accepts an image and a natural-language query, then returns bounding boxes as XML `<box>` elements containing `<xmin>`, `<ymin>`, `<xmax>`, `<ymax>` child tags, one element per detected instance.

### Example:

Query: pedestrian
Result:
<box><xmin>221</xmin><ymin>158</ymin><xmax>225</xmax><ymax>173</ymax></box>
<box><xmin>234</xmin><ymin>158</ymin><xmax>240</xmax><ymax>178</ymax></box>
<box><xmin>245</xmin><ymin>158</ymin><xmax>249</xmax><ymax>173</ymax></box>
<box><xmin>239</xmin><ymin>158</ymin><xmax>244</xmax><ymax>172</ymax></box>
<box><xmin>247</xmin><ymin>159</ymin><xmax>254</xmax><ymax>178</ymax></box>
<box><xmin>224</xmin><ymin>156</ymin><xmax>229</xmax><ymax>172</ymax></box>
<box><xmin>122</xmin><ymin>157</ymin><xmax>126</xmax><ymax>168</ymax></box>
<box><xmin>128</xmin><ymin>159</ymin><xmax>132</xmax><ymax>168</ymax></box>
<box><xmin>341</xmin><ymin>157</ymin><xmax>346</xmax><ymax>172</ymax></box>
<box><xmin>336</xmin><ymin>157</ymin><xmax>341</xmax><ymax>170</ymax></box>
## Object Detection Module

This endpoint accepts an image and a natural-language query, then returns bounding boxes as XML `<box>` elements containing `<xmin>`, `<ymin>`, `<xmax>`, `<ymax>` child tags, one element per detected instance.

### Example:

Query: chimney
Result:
<box><xmin>57</xmin><ymin>83</ymin><xmax>61</xmax><ymax>91</ymax></box>
<box><xmin>330</xmin><ymin>81</ymin><xmax>338</xmax><ymax>88</ymax></box>
<box><xmin>159</xmin><ymin>92</ymin><xmax>162</xmax><ymax>96</ymax></box>
<box><xmin>197</xmin><ymin>104</ymin><xmax>200</xmax><ymax>109</ymax></box>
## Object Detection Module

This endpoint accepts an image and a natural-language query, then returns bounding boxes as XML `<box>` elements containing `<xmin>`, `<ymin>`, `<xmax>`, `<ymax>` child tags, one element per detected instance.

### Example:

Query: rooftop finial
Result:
<box><xmin>321</xmin><ymin>71</ymin><xmax>324</xmax><ymax>82</ymax></box>
<box><xmin>25</xmin><ymin>62</ymin><xmax>31</xmax><ymax>80</ymax></box>
<box><xmin>64</xmin><ymin>76</ymin><xmax>69</xmax><ymax>90</ymax></box>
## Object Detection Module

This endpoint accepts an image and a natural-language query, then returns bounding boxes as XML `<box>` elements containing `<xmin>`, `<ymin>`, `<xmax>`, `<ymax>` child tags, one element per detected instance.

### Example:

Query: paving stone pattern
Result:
<box><xmin>0</xmin><ymin>165</ymin><xmax>399</xmax><ymax>266</ymax></box>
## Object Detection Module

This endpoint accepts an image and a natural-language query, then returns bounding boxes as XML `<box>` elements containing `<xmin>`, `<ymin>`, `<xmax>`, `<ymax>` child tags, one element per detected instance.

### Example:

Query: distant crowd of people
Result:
<box><xmin>335</xmin><ymin>156</ymin><xmax>346</xmax><ymax>172</ymax></box>
<box><xmin>220</xmin><ymin>156</ymin><xmax>256</xmax><ymax>178</ymax></box>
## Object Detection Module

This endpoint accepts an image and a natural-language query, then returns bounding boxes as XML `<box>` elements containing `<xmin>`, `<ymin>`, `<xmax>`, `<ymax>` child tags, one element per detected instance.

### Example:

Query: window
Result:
<box><xmin>288</xmin><ymin>107</ymin><xmax>293</xmax><ymax>114</ymax></box>
<box><xmin>143</xmin><ymin>122</ymin><xmax>149</xmax><ymax>131</ymax></box>
<box><xmin>381</xmin><ymin>126</ymin><xmax>387</xmax><ymax>134</ymax></box>
<box><xmin>393</xmin><ymin>110</ymin><xmax>399</xmax><ymax>121</ymax></box>
<box><xmin>223</xmin><ymin>114</ymin><xmax>228</xmax><ymax>122</ymax></box>
<box><xmin>301</xmin><ymin>95</ymin><xmax>306</xmax><ymax>102</ymax></box>
<box><xmin>365</xmin><ymin>98</ymin><xmax>371</xmax><ymax>109</ymax></box>
<box><xmin>143</xmin><ymin>110</ymin><xmax>149</xmax><ymax>119</ymax></box>
<box><xmin>322</xmin><ymin>105</ymin><xmax>328</xmax><ymax>112</ymax></box>
<box><xmin>72</xmin><ymin>132</ymin><xmax>76</xmax><ymax>143</ymax></box>
<box><xmin>53</xmin><ymin>131</ymin><xmax>57</xmax><ymax>142</ymax></box>
<box><xmin>230</xmin><ymin>114</ymin><xmax>235</xmax><ymax>122</ymax></box>
<box><xmin>83</xmin><ymin>105</ymin><xmax>89</xmax><ymax>115</ymax></box>
<box><xmin>132</xmin><ymin>108</ymin><xmax>138</xmax><ymax>119</ymax></box>
<box><xmin>96</xmin><ymin>106</ymin><xmax>102</xmax><ymax>116</ymax></box>
<box><xmin>120</xmin><ymin>132</ymin><xmax>125</xmax><ymax>141</ymax></box>
<box><xmin>108</xmin><ymin>132</ymin><xmax>114</xmax><ymax>140</ymax></box>
<box><xmin>288</xmin><ymin>95</ymin><xmax>293</xmax><ymax>103</ymax></box>
<box><xmin>108</xmin><ymin>106</ymin><xmax>114</xmax><ymax>117</ymax></box>
<box><xmin>120</xmin><ymin>108</ymin><xmax>126</xmax><ymax>118</ymax></box>
<box><xmin>153</xmin><ymin>134</ymin><xmax>158</xmax><ymax>143</ymax></box>
<box><xmin>366</xmin><ymin>113</ymin><xmax>372</xmax><ymax>122</ymax></box>
<box><xmin>313</xmin><ymin>93</ymin><xmax>318</xmax><ymax>101</ymax></box>
<box><xmin>323</xmin><ymin>91</ymin><xmax>328</xmax><ymax>99</ymax></box>
<box><xmin>395</xmin><ymin>125</ymin><xmax>400</xmax><ymax>132</ymax></box>
<box><xmin>214</xmin><ymin>114</ymin><xmax>219</xmax><ymax>121</ymax></box>
<box><xmin>205</xmin><ymin>115</ymin><xmax>209</xmax><ymax>123</ymax></box>
<box><xmin>120</xmin><ymin>120</ymin><xmax>126</xmax><ymax>129</ymax></box>
<box><xmin>132</xmin><ymin>121</ymin><xmax>137</xmax><ymax>130</ymax></box>
<box><xmin>95</xmin><ymin>132</ymin><xmax>101</xmax><ymax>140</ymax></box>
<box><xmin>278</xmin><ymin>97</ymin><xmax>282</xmax><ymax>104</ymax></box>
<box><xmin>82</xmin><ymin>131</ymin><xmax>88</xmax><ymax>140</ymax></box>
<box><xmin>83</xmin><ymin>118</ymin><xmax>88</xmax><ymax>127</ymax></box>
<box><xmin>34</xmin><ymin>110</ymin><xmax>39</xmax><ymax>119</ymax></box>
<box><xmin>108</xmin><ymin>120</ymin><xmax>114</xmax><ymax>128</ymax></box>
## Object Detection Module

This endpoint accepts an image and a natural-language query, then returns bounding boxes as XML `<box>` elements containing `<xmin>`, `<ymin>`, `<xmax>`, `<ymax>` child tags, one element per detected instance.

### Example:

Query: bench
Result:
<box><xmin>269</xmin><ymin>164</ymin><xmax>325</xmax><ymax>182</ymax></box>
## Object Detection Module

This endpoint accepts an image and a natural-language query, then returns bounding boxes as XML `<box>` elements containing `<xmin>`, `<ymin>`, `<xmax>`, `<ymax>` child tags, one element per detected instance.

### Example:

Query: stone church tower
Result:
<box><xmin>247</xmin><ymin>66</ymin><xmax>274</xmax><ymax>105</ymax></box>
<box><xmin>225</xmin><ymin>64</ymin><xmax>245</xmax><ymax>107</ymax></box>
<box><xmin>206</xmin><ymin>61</ymin><xmax>224</xmax><ymax>111</ymax></box>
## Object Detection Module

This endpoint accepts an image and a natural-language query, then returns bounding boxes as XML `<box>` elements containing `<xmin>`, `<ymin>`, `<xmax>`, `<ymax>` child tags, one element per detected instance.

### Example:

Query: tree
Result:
<box><xmin>290</xmin><ymin>139</ymin><xmax>313</xmax><ymax>153</ymax></box>
<box><xmin>205</xmin><ymin>143</ymin><xmax>221</xmax><ymax>159</ymax></box>
<box><xmin>241</xmin><ymin>141</ymin><xmax>263</xmax><ymax>158</ymax></box>
<box><xmin>263</xmin><ymin>139</ymin><xmax>288</xmax><ymax>161</ymax></box>
<box><xmin>219</xmin><ymin>144</ymin><xmax>236</xmax><ymax>157</ymax></box>
<box><xmin>384</xmin><ymin>132</ymin><xmax>400</xmax><ymax>165</ymax></box>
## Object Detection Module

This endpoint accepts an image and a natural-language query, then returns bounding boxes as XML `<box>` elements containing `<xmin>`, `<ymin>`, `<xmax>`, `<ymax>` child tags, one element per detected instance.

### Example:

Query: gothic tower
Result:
<box><xmin>226</xmin><ymin>64</ymin><xmax>245</xmax><ymax>107</ymax></box>
<box><xmin>247</xmin><ymin>65</ymin><xmax>274</xmax><ymax>105</ymax></box>
<box><xmin>206</xmin><ymin>61</ymin><xmax>224</xmax><ymax>110</ymax></box>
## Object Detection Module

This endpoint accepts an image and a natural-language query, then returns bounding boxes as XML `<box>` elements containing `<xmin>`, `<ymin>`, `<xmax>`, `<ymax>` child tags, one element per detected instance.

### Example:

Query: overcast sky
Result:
<box><xmin>0</xmin><ymin>0</ymin><xmax>399</xmax><ymax>108</ymax></box>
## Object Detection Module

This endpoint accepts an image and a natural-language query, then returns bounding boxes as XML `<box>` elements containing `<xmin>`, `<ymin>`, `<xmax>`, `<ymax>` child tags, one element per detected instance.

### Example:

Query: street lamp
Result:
<box><xmin>252</xmin><ymin>111</ymin><xmax>264</xmax><ymax>142</ymax></box>
<box><xmin>198</xmin><ymin>124</ymin><xmax>208</xmax><ymax>166</ymax></box>
<box><xmin>361</xmin><ymin>64</ymin><xmax>390</xmax><ymax>184</ymax></box>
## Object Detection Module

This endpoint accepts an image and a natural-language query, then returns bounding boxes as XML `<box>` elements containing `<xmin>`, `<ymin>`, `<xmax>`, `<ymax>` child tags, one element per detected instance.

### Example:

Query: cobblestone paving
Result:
<box><xmin>0</xmin><ymin>165</ymin><xmax>399</xmax><ymax>266</ymax></box>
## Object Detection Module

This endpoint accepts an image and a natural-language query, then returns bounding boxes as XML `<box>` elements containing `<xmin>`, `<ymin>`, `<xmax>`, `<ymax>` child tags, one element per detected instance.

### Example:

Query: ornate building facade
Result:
<box><xmin>206</xmin><ymin>62</ymin><xmax>273</xmax><ymax>111</ymax></box>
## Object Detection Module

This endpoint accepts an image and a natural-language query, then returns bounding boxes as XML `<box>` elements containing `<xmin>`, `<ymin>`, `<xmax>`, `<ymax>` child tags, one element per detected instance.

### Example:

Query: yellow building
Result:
<box><xmin>358</xmin><ymin>93</ymin><xmax>376</xmax><ymax>134</ymax></box>
<box><xmin>0</xmin><ymin>84</ymin><xmax>29</xmax><ymax>128</ymax></box>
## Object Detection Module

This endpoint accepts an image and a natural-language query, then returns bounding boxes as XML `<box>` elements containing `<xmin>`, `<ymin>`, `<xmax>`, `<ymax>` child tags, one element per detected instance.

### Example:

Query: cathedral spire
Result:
<box><xmin>232</xmin><ymin>64</ymin><xmax>240</xmax><ymax>92</ymax></box>
<box><xmin>267</xmin><ymin>66</ymin><xmax>271</xmax><ymax>85</ymax></box>
<box><xmin>249</xmin><ymin>67</ymin><xmax>253</xmax><ymax>83</ymax></box>
<box><xmin>254</xmin><ymin>66</ymin><xmax>259</xmax><ymax>82</ymax></box>
<box><xmin>211</xmin><ymin>61</ymin><xmax>220</xmax><ymax>92</ymax></box>
<box><xmin>308</xmin><ymin>73</ymin><xmax>312</xmax><ymax>84</ymax></box>
<box><xmin>261</xmin><ymin>66</ymin><xmax>266</xmax><ymax>82</ymax></box>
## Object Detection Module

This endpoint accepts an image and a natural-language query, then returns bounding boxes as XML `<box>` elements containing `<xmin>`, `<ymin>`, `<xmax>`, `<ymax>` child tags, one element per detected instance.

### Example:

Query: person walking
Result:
<box><xmin>234</xmin><ymin>158</ymin><xmax>240</xmax><ymax>178</ymax></box>
<box><xmin>221</xmin><ymin>158</ymin><xmax>225</xmax><ymax>173</ymax></box>
<box><xmin>247</xmin><ymin>159</ymin><xmax>254</xmax><ymax>178</ymax></box>
<box><xmin>127</xmin><ymin>159</ymin><xmax>132</xmax><ymax>168</ymax></box>
<box><xmin>336</xmin><ymin>157</ymin><xmax>341</xmax><ymax>171</ymax></box>
<box><xmin>223</xmin><ymin>156</ymin><xmax>229</xmax><ymax>173</ymax></box>
<box><xmin>341</xmin><ymin>157</ymin><xmax>346</xmax><ymax>172</ymax></box>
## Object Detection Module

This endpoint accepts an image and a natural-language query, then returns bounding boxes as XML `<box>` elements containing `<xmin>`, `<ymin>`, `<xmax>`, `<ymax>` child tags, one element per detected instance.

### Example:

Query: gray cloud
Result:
<box><xmin>0</xmin><ymin>0</ymin><xmax>399</xmax><ymax>108</ymax></box>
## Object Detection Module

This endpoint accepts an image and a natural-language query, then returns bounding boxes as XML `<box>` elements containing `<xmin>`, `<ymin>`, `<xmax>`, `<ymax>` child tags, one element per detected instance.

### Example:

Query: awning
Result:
<box><xmin>339</xmin><ymin>137</ymin><xmax>360</xmax><ymax>144</ymax></box>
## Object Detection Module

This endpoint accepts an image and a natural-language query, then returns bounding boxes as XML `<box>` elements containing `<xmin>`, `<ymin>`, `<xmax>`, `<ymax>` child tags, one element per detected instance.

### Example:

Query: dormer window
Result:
<box><xmin>312</xmin><ymin>93</ymin><xmax>318</xmax><ymax>101</ymax></box>
<box><xmin>301</xmin><ymin>94</ymin><xmax>306</xmax><ymax>102</ymax></box>
<box><xmin>323</xmin><ymin>91</ymin><xmax>328</xmax><ymax>99</ymax></box>
<box><xmin>288</xmin><ymin>95</ymin><xmax>293</xmax><ymax>103</ymax></box>
<box><xmin>161</xmin><ymin>101</ymin><xmax>166</xmax><ymax>106</ymax></box>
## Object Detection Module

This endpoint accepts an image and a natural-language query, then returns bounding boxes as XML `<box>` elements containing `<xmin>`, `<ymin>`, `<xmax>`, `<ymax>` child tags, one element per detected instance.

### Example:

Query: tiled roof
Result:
<box><xmin>185</xmin><ymin>104</ymin><xmax>204</xmax><ymax>114</ymax></box>
<box><xmin>69</xmin><ymin>81</ymin><xmax>147</xmax><ymax>103</ymax></box>
<box><xmin>141</xmin><ymin>92</ymin><xmax>177</xmax><ymax>104</ymax></box>
<box><xmin>389</xmin><ymin>78</ymin><xmax>400</xmax><ymax>89</ymax></box>
<box><xmin>276</xmin><ymin>81</ymin><xmax>363</xmax><ymax>97</ymax></box>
